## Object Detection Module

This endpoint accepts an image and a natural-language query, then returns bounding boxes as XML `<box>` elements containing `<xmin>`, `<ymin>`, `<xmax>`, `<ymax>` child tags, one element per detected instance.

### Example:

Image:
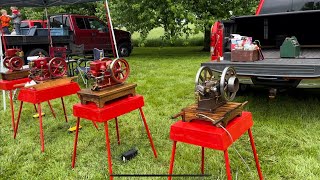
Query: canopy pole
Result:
<box><xmin>45</xmin><ymin>7</ymin><xmax>53</xmax><ymax>48</ymax></box>
<box><xmin>0</xmin><ymin>30</ymin><xmax>6</xmax><ymax>111</ymax></box>
<box><xmin>105</xmin><ymin>0</ymin><xmax>119</xmax><ymax>59</ymax></box>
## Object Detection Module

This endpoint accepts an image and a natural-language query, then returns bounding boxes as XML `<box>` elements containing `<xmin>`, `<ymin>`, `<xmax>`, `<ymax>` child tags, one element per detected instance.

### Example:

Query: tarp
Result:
<box><xmin>0</xmin><ymin>0</ymin><xmax>100</xmax><ymax>7</ymax></box>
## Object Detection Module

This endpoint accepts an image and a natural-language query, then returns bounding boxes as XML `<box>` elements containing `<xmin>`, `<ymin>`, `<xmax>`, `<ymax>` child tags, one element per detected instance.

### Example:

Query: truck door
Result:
<box><xmin>72</xmin><ymin>17</ymin><xmax>95</xmax><ymax>50</ymax></box>
<box><xmin>86</xmin><ymin>17</ymin><xmax>110</xmax><ymax>51</ymax></box>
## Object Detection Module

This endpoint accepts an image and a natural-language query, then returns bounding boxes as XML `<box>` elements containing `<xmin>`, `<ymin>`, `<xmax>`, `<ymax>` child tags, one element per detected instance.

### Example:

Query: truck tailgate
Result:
<box><xmin>202</xmin><ymin>49</ymin><xmax>320</xmax><ymax>78</ymax></box>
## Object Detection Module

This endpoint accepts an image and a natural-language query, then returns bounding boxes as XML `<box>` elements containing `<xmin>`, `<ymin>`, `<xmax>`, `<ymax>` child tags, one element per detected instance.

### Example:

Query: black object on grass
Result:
<box><xmin>121</xmin><ymin>148</ymin><xmax>138</xmax><ymax>162</ymax></box>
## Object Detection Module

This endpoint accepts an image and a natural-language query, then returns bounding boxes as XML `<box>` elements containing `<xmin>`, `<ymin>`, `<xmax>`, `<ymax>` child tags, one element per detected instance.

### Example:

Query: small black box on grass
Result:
<box><xmin>121</xmin><ymin>148</ymin><xmax>138</xmax><ymax>162</ymax></box>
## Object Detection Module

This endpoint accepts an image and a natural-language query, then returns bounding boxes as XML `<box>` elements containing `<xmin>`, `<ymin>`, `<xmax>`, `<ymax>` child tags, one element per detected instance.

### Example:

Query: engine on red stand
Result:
<box><xmin>3</xmin><ymin>48</ymin><xmax>24</xmax><ymax>71</ymax></box>
<box><xmin>87</xmin><ymin>57</ymin><xmax>130</xmax><ymax>91</ymax></box>
<box><xmin>28</xmin><ymin>57</ymin><xmax>67</xmax><ymax>82</ymax></box>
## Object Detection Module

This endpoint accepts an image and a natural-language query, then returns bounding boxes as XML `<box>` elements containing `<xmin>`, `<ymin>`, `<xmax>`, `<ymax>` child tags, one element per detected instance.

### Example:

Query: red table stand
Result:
<box><xmin>14</xmin><ymin>81</ymin><xmax>81</xmax><ymax>152</ymax></box>
<box><xmin>168</xmin><ymin>112</ymin><xmax>263</xmax><ymax>180</ymax></box>
<box><xmin>0</xmin><ymin>78</ymin><xmax>31</xmax><ymax>132</ymax></box>
<box><xmin>72</xmin><ymin>95</ymin><xmax>158</xmax><ymax>180</ymax></box>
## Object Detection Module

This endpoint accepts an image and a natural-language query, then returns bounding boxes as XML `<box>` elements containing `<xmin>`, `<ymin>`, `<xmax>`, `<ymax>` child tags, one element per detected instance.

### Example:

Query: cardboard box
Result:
<box><xmin>231</xmin><ymin>49</ymin><xmax>259</xmax><ymax>62</ymax></box>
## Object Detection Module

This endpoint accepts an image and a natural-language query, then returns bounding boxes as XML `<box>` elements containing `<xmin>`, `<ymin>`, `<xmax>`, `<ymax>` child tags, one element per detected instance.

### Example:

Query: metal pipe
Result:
<box><xmin>105</xmin><ymin>0</ymin><xmax>119</xmax><ymax>59</ymax></box>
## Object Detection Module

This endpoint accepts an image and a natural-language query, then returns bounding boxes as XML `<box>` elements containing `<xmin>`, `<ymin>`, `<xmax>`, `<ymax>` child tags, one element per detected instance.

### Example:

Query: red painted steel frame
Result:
<box><xmin>168</xmin><ymin>112</ymin><xmax>263</xmax><ymax>179</ymax></box>
<box><xmin>14</xmin><ymin>82</ymin><xmax>80</xmax><ymax>152</ymax></box>
<box><xmin>256</xmin><ymin>0</ymin><xmax>265</xmax><ymax>15</ymax></box>
<box><xmin>72</xmin><ymin>95</ymin><xmax>158</xmax><ymax>179</ymax></box>
<box><xmin>0</xmin><ymin>78</ymin><xmax>30</xmax><ymax>133</ymax></box>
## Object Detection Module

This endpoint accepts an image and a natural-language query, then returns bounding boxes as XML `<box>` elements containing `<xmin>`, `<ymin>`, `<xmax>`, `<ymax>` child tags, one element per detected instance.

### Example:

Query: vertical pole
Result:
<box><xmin>104</xmin><ymin>122</ymin><xmax>113</xmax><ymax>180</ymax></box>
<box><xmin>115</xmin><ymin>117</ymin><xmax>120</xmax><ymax>145</ymax></box>
<box><xmin>168</xmin><ymin>141</ymin><xmax>177</xmax><ymax>180</ymax></box>
<box><xmin>14</xmin><ymin>101</ymin><xmax>23</xmax><ymax>139</ymax></box>
<box><xmin>0</xmin><ymin>30</ymin><xmax>6</xmax><ymax>111</ymax></box>
<box><xmin>9</xmin><ymin>90</ymin><xmax>15</xmax><ymax>131</ymax></box>
<box><xmin>201</xmin><ymin>147</ymin><xmax>205</xmax><ymax>174</ymax></box>
<box><xmin>105</xmin><ymin>0</ymin><xmax>119</xmax><ymax>59</ymax></box>
<box><xmin>72</xmin><ymin>117</ymin><xmax>81</xmax><ymax>168</ymax></box>
<box><xmin>248</xmin><ymin>129</ymin><xmax>264</xmax><ymax>180</ymax></box>
<box><xmin>38</xmin><ymin>103</ymin><xmax>45</xmax><ymax>152</ymax></box>
<box><xmin>224</xmin><ymin>150</ymin><xmax>232</xmax><ymax>180</ymax></box>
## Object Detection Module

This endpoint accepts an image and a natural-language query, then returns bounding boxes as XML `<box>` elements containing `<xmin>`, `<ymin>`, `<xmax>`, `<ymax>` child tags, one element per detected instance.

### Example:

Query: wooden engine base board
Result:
<box><xmin>175</xmin><ymin>101</ymin><xmax>247</xmax><ymax>127</ymax></box>
<box><xmin>1</xmin><ymin>69</ymin><xmax>30</xmax><ymax>80</ymax></box>
<box><xmin>78</xmin><ymin>83</ymin><xmax>137</xmax><ymax>108</ymax></box>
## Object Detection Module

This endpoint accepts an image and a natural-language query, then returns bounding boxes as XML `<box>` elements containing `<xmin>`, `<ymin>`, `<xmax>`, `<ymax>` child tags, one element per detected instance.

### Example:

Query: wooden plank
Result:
<box><xmin>175</xmin><ymin>101</ymin><xmax>248</xmax><ymax>127</ymax></box>
<box><xmin>1</xmin><ymin>69</ymin><xmax>29</xmax><ymax>80</ymax></box>
<box><xmin>78</xmin><ymin>83</ymin><xmax>137</xmax><ymax>108</ymax></box>
<box><xmin>30</xmin><ymin>76</ymin><xmax>77</xmax><ymax>90</ymax></box>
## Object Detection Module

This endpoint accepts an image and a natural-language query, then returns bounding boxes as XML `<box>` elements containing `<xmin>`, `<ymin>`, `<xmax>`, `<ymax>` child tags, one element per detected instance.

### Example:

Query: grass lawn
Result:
<box><xmin>1</xmin><ymin>47</ymin><xmax>320</xmax><ymax>179</ymax></box>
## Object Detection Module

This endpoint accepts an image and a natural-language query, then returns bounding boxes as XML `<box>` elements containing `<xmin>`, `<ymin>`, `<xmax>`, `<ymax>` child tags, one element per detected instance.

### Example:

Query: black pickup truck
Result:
<box><xmin>203</xmin><ymin>0</ymin><xmax>320</xmax><ymax>93</ymax></box>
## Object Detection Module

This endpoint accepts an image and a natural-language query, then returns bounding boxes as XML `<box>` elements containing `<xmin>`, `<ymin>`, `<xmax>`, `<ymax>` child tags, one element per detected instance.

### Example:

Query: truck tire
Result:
<box><xmin>118</xmin><ymin>42</ymin><xmax>131</xmax><ymax>57</ymax></box>
<box><xmin>27</xmin><ymin>48</ymin><xmax>49</xmax><ymax>57</ymax></box>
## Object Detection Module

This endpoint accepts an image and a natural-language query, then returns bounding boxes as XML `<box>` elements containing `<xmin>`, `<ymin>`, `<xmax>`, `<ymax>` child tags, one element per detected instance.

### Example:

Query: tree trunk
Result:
<box><xmin>203</xmin><ymin>26</ymin><xmax>211</xmax><ymax>51</ymax></box>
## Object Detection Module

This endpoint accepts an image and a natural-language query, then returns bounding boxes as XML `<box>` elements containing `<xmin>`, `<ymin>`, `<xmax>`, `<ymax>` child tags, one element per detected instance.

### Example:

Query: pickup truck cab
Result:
<box><xmin>4</xmin><ymin>14</ymin><xmax>133</xmax><ymax>62</ymax></box>
<box><xmin>50</xmin><ymin>14</ymin><xmax>132</xmax><ymax>56</ymax></box>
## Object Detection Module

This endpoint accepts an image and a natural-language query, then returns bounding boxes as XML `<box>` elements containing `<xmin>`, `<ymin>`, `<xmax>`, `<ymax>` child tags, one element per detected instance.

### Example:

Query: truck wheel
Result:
<box><xmin>118</xmin><ymin>43</ymin><xmax>131</xmax><ymax>57</ymax></box>
<box><xmin>27</xmin><ymin>48</ymin><xmax>49</xmax><ymax>57</ymax></box>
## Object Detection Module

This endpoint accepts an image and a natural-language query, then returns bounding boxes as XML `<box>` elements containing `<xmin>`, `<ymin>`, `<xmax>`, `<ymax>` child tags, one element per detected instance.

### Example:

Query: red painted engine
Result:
<box><xmin>3</xmin><ymin>48</ymin><xmax>24</xmax><ymax>71</ymax></box>
<box><xmin>87</xmin><ymin>57</ymin><xmax>130</xmax><ymax>91</ymax></box>
<box><xmin>28</xmin><ymin>57</ymin><xmax>67</xmax><ymax>82</ymax></box>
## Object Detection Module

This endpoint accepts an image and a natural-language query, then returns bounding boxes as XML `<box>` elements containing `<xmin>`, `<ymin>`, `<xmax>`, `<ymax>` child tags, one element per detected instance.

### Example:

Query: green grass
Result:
<box><xmin>1</xmin><ymin>47</ymin><xmax>320</xmax><ymax>179</ymax></box>
<box><xmin>131</xmin><ymin>27</ymin><xmax>204</xmax><ymax>47</ymax></box>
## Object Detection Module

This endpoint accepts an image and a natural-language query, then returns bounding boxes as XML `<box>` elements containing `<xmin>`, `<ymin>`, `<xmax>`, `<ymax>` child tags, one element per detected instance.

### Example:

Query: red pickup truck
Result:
<box><xmin>4</xmin><ymin>14</ymin><xmax>133</xmax><ymax>62</ymax></box>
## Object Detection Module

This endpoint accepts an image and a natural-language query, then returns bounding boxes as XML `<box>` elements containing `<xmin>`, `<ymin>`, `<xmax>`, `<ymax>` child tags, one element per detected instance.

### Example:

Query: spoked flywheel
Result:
<box><xmin>220</xmin><ymin>67</ymin><xmax>239</xmax><ymax>101</ymax></box>
<box><xmin>48</xmin><ymin>57</ymin><xmax>68</xmax><ymax>78</ymax></box>
<box><xmin>110</xmin><ymin>58</ymin><xmax>130</xmax><ymax>83</ymax></box>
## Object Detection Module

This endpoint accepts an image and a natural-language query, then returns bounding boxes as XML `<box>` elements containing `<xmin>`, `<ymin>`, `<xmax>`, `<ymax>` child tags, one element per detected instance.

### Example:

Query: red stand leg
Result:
<box><xmin>138</xmin><ymin>107</ymin><xmax>157</xmax><ymax>158</ymax></box>
<box><xmin>224</xmin><ymin>150</ymin><xmax>232</xmax><ymax>180</ymax></box>
<box><xmin>168</xmin><ymin>141</ymin><xmax>177</xmax><ymax>180</ymax></box>
<box><xmin>248</xmin><ymin>128</ymin><xmax>264</xmax><ymax>180</ymax></box>
<box><xmin>72</xmin><ymin>117</ymin><xmax>81</xmax><ymax>168</ymax></box>
<box><xmin>38</xmin><ymin>103</ymin><xmax>45</xmax><ymax>152</ymax></box>
<box><xmin>201</xmin><ymin>147</ymin><xmax>205</xmax><ymax>174</ymax></box>
<box><xmin>9</xmin><ymin>90</ymin><xmax>15</xmax><ymax>131</ymax></box>
<box><xmin>115</xmin><ymin>117</ymin><xmax>120</xmax><ymax>145</ymax></box>
<box><xmin>61</xmin><ymin>98</ymin><xmax>68</xmax><ymax>122</ymax></box>
<box><xmin>14</xmin><ymin>101</ymin><xmax>23</xmax><ymax>139</ymax></box>
<box><xmin>104</xmin><ymin>122</ymin><xmax>113</xmax><ymax>180</ymax></box>
<box><xmin>47</xmin><ymin>101</ymin><xmax>56</xmax><ymax>119</ymax></box>
<box><xmin>92</xmin><ymin>121</ymin><xmax>99</xmax><ymax>130</ymax></box>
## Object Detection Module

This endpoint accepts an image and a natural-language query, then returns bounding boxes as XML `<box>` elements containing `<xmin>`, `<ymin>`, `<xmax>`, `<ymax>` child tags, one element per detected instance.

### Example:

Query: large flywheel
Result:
<box><xmin>110</xmin><ymin>58</ymin><xmax>130</xmax><ymax>83</ymax></box>
<box><xmin>219</xmin><ymin>67</ymin><xmax>239</xmax><ymax>101</ymax></box>
<box><xmin>48</xmin><ymin>57</ymin><xmax>68</xmax><ymax>78</ymax></box>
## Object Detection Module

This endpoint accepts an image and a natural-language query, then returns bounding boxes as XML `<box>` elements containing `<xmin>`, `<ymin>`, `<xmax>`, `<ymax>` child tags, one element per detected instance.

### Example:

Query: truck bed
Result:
<box><xmin>202</xmin><ymin>49</ymin><xmax>320</xmax><ymax>78</ymax></box>
<box><xmin>3</xmin><ymin>35</ymin><xmax>71</xmax><ymax>46</ymax></box>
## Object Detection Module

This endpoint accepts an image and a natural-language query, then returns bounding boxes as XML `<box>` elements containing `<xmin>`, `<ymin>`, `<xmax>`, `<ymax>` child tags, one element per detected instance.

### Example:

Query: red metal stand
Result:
<box><xmin>0</xmin><ymin>78</ymin><xmax>30</xmax><ymax>133</ymax></box>
<box><xmin>168</xmin><ymin>112</ymin><xmax>263</xmax><ymax>180</ymax></box>
<box><xmin>72</xmin><ymin>95</ymin><xmax>158</xmax><ymax>180</ymax></box>
<box><xmin>14</xmin><ymin>82</ymin><xmax>80</xmax><ymax>152</ymax></box>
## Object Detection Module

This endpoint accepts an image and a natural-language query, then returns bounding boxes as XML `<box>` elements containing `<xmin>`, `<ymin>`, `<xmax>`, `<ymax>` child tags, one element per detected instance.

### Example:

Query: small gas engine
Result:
<box><xmin>3</xmin><ymin>48</ymin><xmax>24</xmax><ymax>71</ymax></box>
<box><xmin>195</xmin><ymin>66</ymin><xmax>239</xmax><ymax>112</ymax></box>
<box><xmin>28</xmin><ymin>57</ymin><xmax>67</xmax><ymax>82</ymax></box>
<box><xmin>86</xmin><ymin>57</ymin><xmax>130</xmax><ymax>91</ymax></box>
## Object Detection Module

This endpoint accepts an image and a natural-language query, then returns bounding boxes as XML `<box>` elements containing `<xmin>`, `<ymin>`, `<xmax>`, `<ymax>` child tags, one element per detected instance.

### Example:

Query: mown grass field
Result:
<box><xmin>1</xmin><ymin>47</ymin><xmax>320</xmax><ymax>179</ymax></box>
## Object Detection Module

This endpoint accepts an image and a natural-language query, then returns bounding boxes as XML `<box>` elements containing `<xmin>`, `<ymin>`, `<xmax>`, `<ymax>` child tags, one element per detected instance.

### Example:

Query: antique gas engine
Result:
<box><xmin>28</xmin><ymin>57</ymin><xmax>68</xmax><ymax>82</ymax></box>
<box><xmin>86</xmin><ymin>57</ymin><xmax>130</xmax><ymax>91</ymax></box>
<box><xmin>3</xmin><ymin>48</ymin><xmax>24</xmax><ymax>71</ymax></box>
<box><xmin>195</xmin><ymin>66</ymin><xmax>239</xmax><ymax>112</ymax></box>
